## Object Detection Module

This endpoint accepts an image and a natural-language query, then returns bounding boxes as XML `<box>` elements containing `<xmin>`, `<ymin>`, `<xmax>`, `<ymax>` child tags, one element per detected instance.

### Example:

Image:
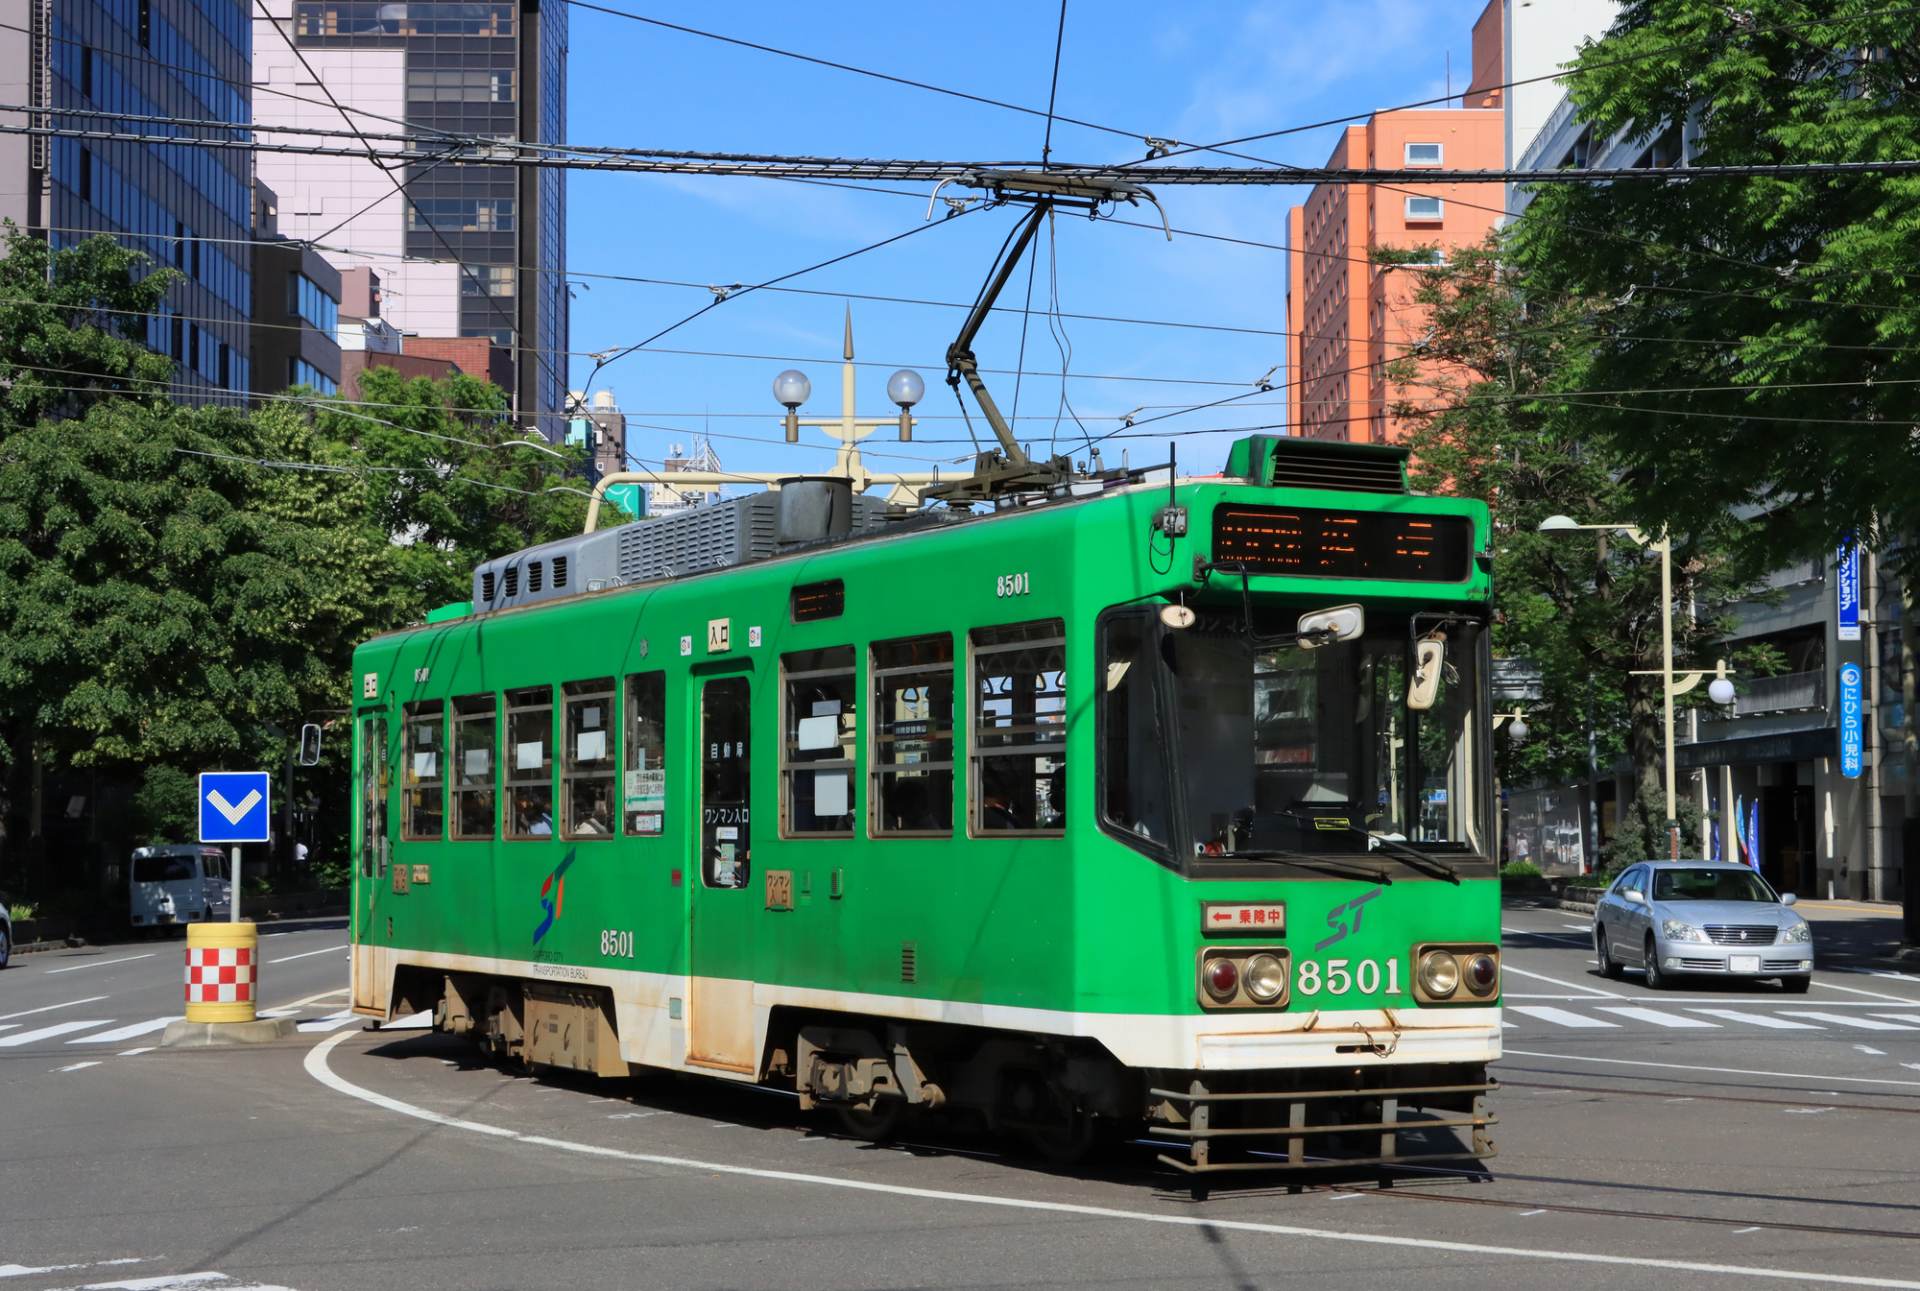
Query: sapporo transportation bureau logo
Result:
<box><xmin>533</xmin><ymin>848</ymin><xmax>578</xmax><ymax>945</ymax></box>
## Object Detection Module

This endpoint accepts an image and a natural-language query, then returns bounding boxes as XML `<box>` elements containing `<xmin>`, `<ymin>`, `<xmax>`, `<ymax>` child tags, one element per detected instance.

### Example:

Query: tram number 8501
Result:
<box><xmin>1294</xmin><ymin>957</ymin><xmax>1400</xmax><ymax>997</ymax></box>
<box><xmin>599</xmin><ymin>929</ymin><xmax>635</xmax><ymax>959</ymax></box>
<box><xmin>995</xmin><ymin>572</ymin><xmax>1031</xmax><ymax>598</ymax></box>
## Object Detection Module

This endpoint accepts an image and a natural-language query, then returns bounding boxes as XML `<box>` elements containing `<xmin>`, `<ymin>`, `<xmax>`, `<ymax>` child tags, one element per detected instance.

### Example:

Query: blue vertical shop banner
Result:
<box><xmin>1745</xmin><ymin>800</ymin><xmax>1761</xmax><ymax>869</ymax></box>
<box><xmin>1836</xmin><ymin>540</ymin><xmax>1861</xmax><ymax>641</ymax></box>
<box><xmin>1839</xmin><ymin>661</ymin><xmax>1865</xmax><ymax>779</ymax></box>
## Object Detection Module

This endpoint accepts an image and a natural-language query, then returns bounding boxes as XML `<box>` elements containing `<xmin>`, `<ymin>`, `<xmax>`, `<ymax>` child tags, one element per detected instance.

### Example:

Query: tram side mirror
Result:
<box><xmin>1159</xmin><ymin>603</ymin><xmax>1196</xmax><ymax>630</ymax></box>
<box><xmin>1408</xmin><ymin>637</ymin><xmax>1445</xmax><ymax>711</ymax></box>
<box><xmin>298</xmin><ymin>723</ymin><xmax>323</xmax><ymax>767</ymax></box>
<box><xmin>1296</xmin><ymin>604</ymin><xmax>1363</xmax><ymax>649</ymax></box>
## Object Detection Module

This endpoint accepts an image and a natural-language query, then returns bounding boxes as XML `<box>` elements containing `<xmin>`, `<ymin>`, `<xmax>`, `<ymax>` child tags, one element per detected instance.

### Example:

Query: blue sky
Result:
<box><xmin>563</xmin><ymin>0</ymin><xmax>1488</xmax><ymax>481</ymax></box>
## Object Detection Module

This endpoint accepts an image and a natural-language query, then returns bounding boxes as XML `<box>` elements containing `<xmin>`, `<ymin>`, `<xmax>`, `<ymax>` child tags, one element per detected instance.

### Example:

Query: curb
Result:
<box><xmin>161</xmin><ymin>1017</ymin><xmax>299</xmax><ymax>1047</ymax></box>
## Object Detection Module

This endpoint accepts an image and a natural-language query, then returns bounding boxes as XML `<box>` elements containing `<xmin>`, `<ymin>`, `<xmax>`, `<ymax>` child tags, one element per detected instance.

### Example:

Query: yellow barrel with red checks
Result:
<box><xmin>184</xmin><ymin>921</ymin><xmax>259</xmax><ymax>1024</ymax></box>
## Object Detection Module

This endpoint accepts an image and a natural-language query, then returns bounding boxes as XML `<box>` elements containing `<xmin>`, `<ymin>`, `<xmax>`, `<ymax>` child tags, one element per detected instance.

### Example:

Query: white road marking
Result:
<box><xmin>1596</xmin><ymin>1006</ymin><xmax>1719</xmax><ymax>1029</ymax></box>
<box><xmin>0</xmin><ymin>1024</ymin><xmax>14</xmax><ymax>1034</ymax></box>
<box><xmin>43</xmin><ymin>954</ymin><xmax>156</xmax><ymax>976</ymax></box>
<box><xmin>0</xmin><ymin>1258</ymin><xmax>147</xmax><ymax>1279</ymax></box>
<box><xmin>71</xmin><ymin>1017</ymin><xmax>179</xmax><ymax>1045</ymax></box>
<box><xmin>1780</xmin><ymin>1012</ymin><xmax>1917</xmax><ymax>1032</ymax></box>
<box><xmin>1502</xmin><ymin>1049</ymin><xmax>1920</xmax><ymax>1090</ymax></box>
<box><xmin>118</xmin><ymin>1047</ymin><xmax>155</xmax><ymax>1057</ymax></box>
<box><xmin>267</xmin><ymin>944</ymin><xmax>347</xmax><ymax>965</ymax></box>
<box><xmin>1783</xmin><ymin>1107</ymin><xmax>1835</xmax><ymax>1115</ymax></box>
<box><xmin>1871</xmin><ymin>1014</ymin><xmax>1920</xmax><ymax>1026</ymax></box>
<box><xmin>296</xmin><ymin>1012</ymin><xmax>358</xmax><ymax>1034</ymax></box>
<box><xmin>1735</xmin><ymin>1227</ymin><xmax>1762</xmax><ymax>1234</ymax></box>
<box><xmin>1809</xmin><ymin>979</ymin><xmax>1920</xmax><ymax>1004</ymax></box>
<box><xmin>1507</xmin><ymin>1006</ymin><xmax>1619</xmax><ymax>1029</ymax></box>
<box><xmin>0</xmin><ymin>995</ymin><xmax>109</xmax><ymax>1023</ymax></box>
<box><xmin>1854</xmin><ymin>1045</ymin><xmax>1887</xmax><ymax>1056</ymax></box>
<box><xmin>0</xmin><ymin>1019</ymin><xmax>112</xmax><ymax>1047</ymax></box>
<box><xmin>1500</xmin><ymin>965</ymin><xmax>1624</xmax><ymax>998</ymax></box>
<box><xmin>256</xmin><ymin>1008</ymin><xmax>302</xmax><ymax>1019</ymax></box>
<box><xmin>1687</xmin><ymin>1009</ymin><xmax>1822</xmax><ymax>1030</ymax></box>
<box><xmin>305</xmin><ymin>1031</ymin><xmax>1920</xmax><ymax>1291</ymax></box>
<box><xmin>54</xmin><ymin>1061</ymin><xmax>102</xmax><ymax>1073</ymax></box>
<box><xmin>1561</xmin><ymin>923</ymin><xmax>1591</xmax><ymax>931</ymax></box>
<box><xmin>377</xmin><ymin>1012</ymin><xmax>431</xmax><ymax>1030</ymax></box>
<box><xmin>1519</xmin><ymin>1209</ymin><xmax>1546</xmax><ymax>1216</ymax></box>
<box><xmin>265</xmin><ymin>988</ymin><xmax>349</xmax><ymax>1012</ymax></box>
<box><xmin>63</xmin><ymin>1275</ymin><xmax>298</xmax><ymax>1291</ymax></box>
<box><xmin>607</xmin><ymin>1111</ymin><xmax>660</xmax><ymax>1120</ymax></box>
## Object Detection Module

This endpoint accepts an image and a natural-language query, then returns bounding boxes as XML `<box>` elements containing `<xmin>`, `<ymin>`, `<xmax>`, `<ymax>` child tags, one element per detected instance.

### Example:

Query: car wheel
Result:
<box><xmin>1643</xmin><ymin>936</ymin><xmax>1667</xmax><ymax>990</ymax></box>
<box><xmin>0</xmin><ymin>923</ymin><xmax>10</xmax><ymax>969</ymax></box>
<box><xmin>1781</xmin><ymin>974</ymin><xmax>1811</xmax><ymax>994</ymax></box>
<box><xmin>1595</xmin><ymin>927</ymin><xmax>1622</xmax><ymax>979</ymax></box>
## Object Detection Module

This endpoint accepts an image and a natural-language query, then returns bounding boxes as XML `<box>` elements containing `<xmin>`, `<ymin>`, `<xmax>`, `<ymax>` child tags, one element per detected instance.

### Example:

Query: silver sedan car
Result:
<box><xmin>1591</xmin><ymin>861</ymin><xmax>1813</xmax><ymax>991</ymax></box>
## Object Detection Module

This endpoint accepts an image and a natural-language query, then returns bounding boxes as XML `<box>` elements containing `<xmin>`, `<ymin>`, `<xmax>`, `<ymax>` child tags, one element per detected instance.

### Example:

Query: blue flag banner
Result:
<box><xmin>1745</xmin><ymin>800</ymin><xmax>1761</xmax><ymax>870</ymax></box>
<box><xmin>1837</xmin><ymin>540</ymin><xmax>1861</xmax><ymax>641</ymax></box>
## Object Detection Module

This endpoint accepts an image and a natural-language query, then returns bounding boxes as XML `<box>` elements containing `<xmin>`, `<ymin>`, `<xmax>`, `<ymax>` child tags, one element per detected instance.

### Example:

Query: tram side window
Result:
<box><xmin>781</xmin><ymin>645</ymin><xmax>855</xmax><ymax>836</ymax></box>
<box><xmin>451</xmin><ymin>694</ymin><xmax>496</xmax><ymax>840</ymax></box>
<box><xmin>505</xmin><ymin>686</ymin><xmax>554</xmax><ymax>839</ymax></box>
<box><xmin>1098</xmin><ymin>612</ymin><xmax>1170</xmax><ymax>847</ymax></box>
<box><xmin>624</xmin><ymin>671</ymin><xmax>666</xmax><ymax>836</ymax></box>
<box><xmin>971</xmin><ymin>620</ymin><xmax>1067</xmax><ymax>835</ymax></box>
<box><xmin>871</xmin><ymin>634</ymin><xmax>954</xmax><ymax>836</ymax></box>
<box><xmin>562</xmin><ymin>678</ymin><xmax>617</xmax><ymax>839</ymax></box>
<box><xmin>402</xmin><ymin>701</ymin><xmax>445</xmax><ymax>840</ymax></box>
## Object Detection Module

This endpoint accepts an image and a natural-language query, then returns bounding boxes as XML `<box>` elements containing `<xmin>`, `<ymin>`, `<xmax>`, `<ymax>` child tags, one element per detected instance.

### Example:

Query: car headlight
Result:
<box><xmin>1418</xmin><ymin>949</ymin><xmax>1460</xmax><ymax>998</ymax></box>
<box><xmin>1661</xmin><ymin>919</ymin><xmax>1706</xmax><ymax>943</ymax></box>
<box><xmin>1781</xmin><ymin>921</ymin><xmax>1812</xmax><ymax>944</ymax></box>
<box><xmin>1244</xmin><ymin>954</ymin><xmax>1287</xmax><ymax>1003</ymax></box>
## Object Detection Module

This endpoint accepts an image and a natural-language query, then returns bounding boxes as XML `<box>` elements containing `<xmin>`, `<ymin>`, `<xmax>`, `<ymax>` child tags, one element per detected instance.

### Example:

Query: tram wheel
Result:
<box><xmin>833</xmin><ymin>1100</ymin><xmax>906</xmax><ymax>1143</ymax></box>
<box><xmin>1022</xmin><ymin>1109</ymin><xmax>1098</xmax><ymax>1167</ymax></box>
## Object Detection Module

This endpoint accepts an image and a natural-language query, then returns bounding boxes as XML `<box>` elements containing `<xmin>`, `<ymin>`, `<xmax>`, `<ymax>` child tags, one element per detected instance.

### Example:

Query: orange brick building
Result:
<box><xmin>1284</xmin><ymin>21</ymin><xmax>1506</xmax><ymax>443</ymax></box>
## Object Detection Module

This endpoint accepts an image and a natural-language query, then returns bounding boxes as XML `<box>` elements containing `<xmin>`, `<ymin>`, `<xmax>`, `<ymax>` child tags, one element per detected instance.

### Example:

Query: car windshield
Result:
<box><xmin>1099</xmin><ymin>605</ymin><xmax>1489</xmax><ymax>866</ymax></box>
<box><xmin>134</xmin><ymin>855</ymin><xmax>196</xmax><ymax>883</ymax></box>
<box><xmin>1653</xmin><ymin>868</ymin><xmax>1776</xmax><ymax>903</ymax></box>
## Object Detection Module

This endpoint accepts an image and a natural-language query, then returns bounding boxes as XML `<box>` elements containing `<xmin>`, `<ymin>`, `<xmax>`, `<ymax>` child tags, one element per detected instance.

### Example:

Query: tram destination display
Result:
<box><xmin>1212</xmin><ymin>505</ymin><xmax>1472</xmax><ymax>582</ymax></box>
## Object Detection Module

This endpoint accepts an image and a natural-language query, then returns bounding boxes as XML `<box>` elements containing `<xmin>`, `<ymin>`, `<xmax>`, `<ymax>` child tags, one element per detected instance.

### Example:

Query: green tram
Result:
<box><xmin>347</xmin><ymin>435</ymin><xmax>1501</xmax><ymax>1174</ymax></box>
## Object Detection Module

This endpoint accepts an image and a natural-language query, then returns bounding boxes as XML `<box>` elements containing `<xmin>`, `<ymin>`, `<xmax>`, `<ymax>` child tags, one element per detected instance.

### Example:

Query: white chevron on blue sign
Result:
<box><xmin>199</xmin><ymin>771</ymin><xmax>272</xmax><ymax>844</ymax></box>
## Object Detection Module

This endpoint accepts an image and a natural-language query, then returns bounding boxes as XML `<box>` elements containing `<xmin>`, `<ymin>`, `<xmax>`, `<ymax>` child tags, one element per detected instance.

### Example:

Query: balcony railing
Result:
<box><xmin>1732</xmin><ymin>669</ymin><xmax>1826</xmax><ymax>716</ymax></box>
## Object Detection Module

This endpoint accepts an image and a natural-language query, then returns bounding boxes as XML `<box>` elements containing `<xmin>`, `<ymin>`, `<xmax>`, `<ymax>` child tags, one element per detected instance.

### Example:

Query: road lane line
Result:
<box><xmin>0</xmin><ymin>1259</ymin><xmax>148</xmax><ymax>1279</ymax></box>
<box><xmin>1507</xmin><ymin>1006</ymin><xmax>1619</xmax><ymax>1030</ymax></box>
<box><xmin>1780</xmin><ymin>1012</ymin><xmax>1918</xmax><ymax>1032</ymax></box>
<box><xmin>118</xmin><ymin>1047</ymin><xmax>156</xmax><ymax>1057</ymax></box>
<box><xmin>1502</xmin><ymin>1048</ymin><xmax>1920</xmax><ymax>1089</ymax></box>
<box><xmin>0</xmin><ymin>995</ymin><xmax>109</xmax><ymax>1022</ymax></box>
<box><xmin>305</xmin><ymin>1032</ymin><xmax>1920</xmax><ymax>1290</ymax></box>
<box><xmin>53</xmin><ymin>1061</ymin><xmax>102</xmax><ymax>1073</ymax></box>
<box><xmin>43</xmin><ymin>954</ymin><xmax>156</xmax><ymax>975</ymax></box>
<box><xmin>1500</xmin><ymin>965</ymin><xmax>1625</xmax><ymax>998</ymax></box>
<box><xmin>267</xmin><ymin>944</ymin><xmax>347</xmax><ymax>965</ymax></box>
<box><xmin>0</xmin><ymin>1019</ymin><xmax>112</xmax><ymax>1047</ymax></box>
<box><xmin>1810</xmin><ymin>979</ymin><xmax>1920</xmax><ymax>1004</ymax></box>
<box><xmin>1689</xmin><ymin>1010</ymin><xmax>1822</xmax><ymax>1030</ymax></box>
<box><xmin>71</xmin><ymin>1017</ymin><xmax>179</xmax><ymax>1045</ymax></box>
<box><xmin>1596</xmin><ymin>1007</ymin><xmax>1719</xmax><ymax>1029</ymax></box>
<box><xmin>1871</xmin><ymin>1014</ymin><xmax>1920</xmax><ymax>1026</ymax></box>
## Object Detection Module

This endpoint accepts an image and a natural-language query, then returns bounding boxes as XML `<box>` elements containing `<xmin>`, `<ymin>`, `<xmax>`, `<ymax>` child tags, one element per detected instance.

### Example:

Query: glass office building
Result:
<box><xmin>285</xmin><ymin>1</ymin><xmax>568</xmax><ymax>436</ymax></box>
<box><xmin>23</xmin><ymin>0</ymin><xmax>256</xmax><ymax>402</ymax></box>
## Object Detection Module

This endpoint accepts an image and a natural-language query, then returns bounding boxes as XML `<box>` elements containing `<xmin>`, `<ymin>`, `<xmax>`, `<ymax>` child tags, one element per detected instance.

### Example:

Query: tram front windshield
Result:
<box><xmin>1100</xmin><ymin>607</ymin><xmax>1489</xmax><ymax>865</ymax></box>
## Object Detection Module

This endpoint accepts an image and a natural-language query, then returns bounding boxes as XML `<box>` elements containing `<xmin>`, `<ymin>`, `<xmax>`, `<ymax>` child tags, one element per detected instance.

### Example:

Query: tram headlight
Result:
<box><xmin>1202</xmin><ymin>957</ymin><xmax>1239</xmax><ymax>1002</ymax></box>
<box><xmin>1418</xmin><ymin>949</ymin><xmax>1460</xmax><ymax>999</ymax></box>
<box><xmin>1463</xmin><ymin>952</ymin><xmax>1498</xmax><ymax>996</ymax></box>
<box><xmin>1244</xmin><ymin>954</ymin><xmax>1287</xmax><ymax>1004</ymax></box>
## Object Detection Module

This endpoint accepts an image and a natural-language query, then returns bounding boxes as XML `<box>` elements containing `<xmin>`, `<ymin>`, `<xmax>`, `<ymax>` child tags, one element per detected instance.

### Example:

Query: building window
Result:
<box><xmin>623</xmin><ymin>672</ymin><xmax>666</xmax><ymax>835</ymax></box>
<box><xmin>970</xmin><ymin>620</ymin><xmax>1067</xmax><ymax>835</ymax></box>
<box><xmin>452</xmin><ymin>695</ymin><xmax>496</xmax><ymax>840</ymax></box>
<box><xmin>289</xmin><ymin>271</ymin><xmax>339</xmax><ymax>334</ymax></box>
<box><xmin>561</xmin><ymin>679</ymin><xmax>616</xmax><ymax>838</ymax></box>
<box><xmin>289</xmin><ymin>358</ymin><xmax>337</xmax><ymax>396</ymax></box>
<box><xmin>781</xmin><ymin>646</ymin><xmax>856</xmax><ymax>836</ymax></box>
<box><xmin>402</xmin><ymin>701</ymin><xmax>445</xmax><ymax>840</ymax></box>
<box><xmin>1405</xmin><ymin>142</ymin><xmax>1443</xmax><ymax>166</ymax></box>
<box><xmin>871</xmin><ymin>635</ymin><xmax>954</xmax><ymax>836</ymax></box>
<box><xmin>1404</xmin><ymin>195</ymin><xmax>1444</xmax><ymax>222</ymax></box>
<box><xmin>505</xmin><ymin>686</ymin><xmax>554</xmax><ymax>839</ymax></box>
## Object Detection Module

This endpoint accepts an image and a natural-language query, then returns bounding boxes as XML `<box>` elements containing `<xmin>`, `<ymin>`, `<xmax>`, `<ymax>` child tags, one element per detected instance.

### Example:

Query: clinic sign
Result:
<box><xmin>1839</xmin><ymin>662</ymin><xmax>1864</xmax><ymax>780</ymax></box>
<box><xmin>1836</xmin><ymin>540</ymin><xmax>1861</xmax><ymax>642</ymax></box>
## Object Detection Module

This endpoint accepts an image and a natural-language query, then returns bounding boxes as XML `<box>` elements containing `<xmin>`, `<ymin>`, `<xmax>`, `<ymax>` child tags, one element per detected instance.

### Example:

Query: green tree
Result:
<box><xmin>1510</xmin><ymin>0</ymin><xmax>1920</xmax><ymax>905</ymax></box>
<box><xmin>1380</xmin><ymin>236</ymin><xmax>1777</xmax><ymax>865</ymax></box>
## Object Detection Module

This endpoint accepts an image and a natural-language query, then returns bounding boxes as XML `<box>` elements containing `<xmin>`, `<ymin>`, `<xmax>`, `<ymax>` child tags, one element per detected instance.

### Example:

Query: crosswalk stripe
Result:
<box><xmin>0</xmin><ymin>1019</ymin><xmax>112</xmax><ymax>1047</ymax></box>
<box><xmin>71</xmin><ymin>1017</ymin><xmax>180</xmax><ymax>1045</ymax></box>
<box><xmin>1508</xmin><ymin>1005</ymin><xmax>1619</xmax><ymax>1029</ymax></box>
<box><xmin>1597</xmin><ymin>1006</ymin><xmax>1719</xmax><ymax>1029</ymax></box>
<box><xmin>1870</xmin><ymin>1014</ymin><xmax>1920</xmax><ymax>1026</ymax></box>
<box><xmin>1780</xmin><ymin>1011</ymin><xmax>1919</xmax><ymax>1031</ymax></box>
<box><xmin>1688</xmin><ymin>1009</ymin><xmax>1823</xmax><ymax>1030</ymax></box>
<box><xmin>0</xmin><ymin>1023</ymin><xmax>17</xmax><ymax>1035</ymax></box>
<box><xmin>296</xmin><ymin>1011</ymin><xmax>358</xmax><ymax>1034</ymax></box>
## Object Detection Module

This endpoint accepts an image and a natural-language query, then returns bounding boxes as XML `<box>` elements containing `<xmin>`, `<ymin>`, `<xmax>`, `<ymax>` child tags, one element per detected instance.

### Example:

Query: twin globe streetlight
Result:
<box><xmin>773</xmin><ymin>366</ymin><xmax>925</xmax><ymax>443</ymax></box>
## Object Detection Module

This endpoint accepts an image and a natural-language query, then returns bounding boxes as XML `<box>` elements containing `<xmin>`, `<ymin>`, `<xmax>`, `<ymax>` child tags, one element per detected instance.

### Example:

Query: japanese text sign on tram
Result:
<box><xmin>1836</xmin><ymin>540</ymin><xmax>1861</xmax><ymax>642</ymax></box>
<box><xmin>199</xmin><ymin>771</ymin><xmax>272</xmax><ymax>844</ymax></box>
<box><xmin>1201</xmin><ymin>902</ymin><xmax>1287</xmax><ymax>936</ymax></box>
<box><xmin>1839</xmin><ymin>663</ymin><xmax>1864</xmax><ymax>780</ymax></box>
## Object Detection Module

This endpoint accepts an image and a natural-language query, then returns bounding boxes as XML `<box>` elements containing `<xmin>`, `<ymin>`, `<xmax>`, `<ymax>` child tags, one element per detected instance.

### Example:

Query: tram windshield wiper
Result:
<box><xmin>1220</xmin><ymin>849</ymin><xmax>1391</xmax><ymax>885</ymax></box>
<box><xmin>1273</xmin><ymin>813</ymin><xmax>1462</xmax><ymax>884</ymax></box>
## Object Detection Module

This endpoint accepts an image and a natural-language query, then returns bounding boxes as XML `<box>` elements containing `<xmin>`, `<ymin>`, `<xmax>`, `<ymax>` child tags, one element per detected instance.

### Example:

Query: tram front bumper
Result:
<box><xmin>1189</xmin><ymin>1006</ymin><xmax>1501</xmax><ymax>1070</ymax></box>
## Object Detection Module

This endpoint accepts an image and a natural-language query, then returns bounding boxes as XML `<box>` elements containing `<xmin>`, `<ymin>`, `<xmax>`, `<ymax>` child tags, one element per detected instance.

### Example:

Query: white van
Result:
<box><xmin>130</xmin><ymin>846</ymin><xmax>232</xmax><ymax>930</ymax></box>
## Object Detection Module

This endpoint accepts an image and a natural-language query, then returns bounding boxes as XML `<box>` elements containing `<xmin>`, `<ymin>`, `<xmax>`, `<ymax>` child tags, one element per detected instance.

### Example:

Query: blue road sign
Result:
<box><xmin>199</xmin><ymin>771</ymin><xmax>272</xmax><ymax>844</ymax></box>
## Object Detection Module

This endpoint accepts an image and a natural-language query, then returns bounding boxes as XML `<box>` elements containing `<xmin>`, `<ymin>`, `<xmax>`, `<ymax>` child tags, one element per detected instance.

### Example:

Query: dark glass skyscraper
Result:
<box><xmin>265</xmin><ymin>0</ymin><xmax>567</xmax><ymax>436</ymax></box>
<box><xmin>2</xmin><ymin>0</ymin><xmax>255</xmax><ymax>401</ymax></box>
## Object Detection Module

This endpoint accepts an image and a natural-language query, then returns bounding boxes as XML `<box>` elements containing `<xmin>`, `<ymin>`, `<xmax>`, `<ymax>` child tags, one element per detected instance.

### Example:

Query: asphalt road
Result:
<box><xmin>3</xmin><ymin>906</ymin><xmax>1918</xmax><ymax>1290</ymax></box>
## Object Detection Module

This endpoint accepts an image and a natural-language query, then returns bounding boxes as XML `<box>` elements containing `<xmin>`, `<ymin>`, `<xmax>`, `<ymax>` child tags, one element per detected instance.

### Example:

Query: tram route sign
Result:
<box><xmin>199</xmin><ymin>770</ymin><xmax>272</xmax><ymax>844</ymax></box>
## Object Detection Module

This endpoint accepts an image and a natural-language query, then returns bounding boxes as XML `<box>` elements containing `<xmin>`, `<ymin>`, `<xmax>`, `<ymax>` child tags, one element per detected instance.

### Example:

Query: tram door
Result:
<box><xmin>688</xmin><ymin>675</ymin><xmax>757</xmax><ymax>1072</ymax></box>
<box><xmin>352</xmin><ymin>714</ymin><xmax>392</xmax><ymax>1015</ymax></box>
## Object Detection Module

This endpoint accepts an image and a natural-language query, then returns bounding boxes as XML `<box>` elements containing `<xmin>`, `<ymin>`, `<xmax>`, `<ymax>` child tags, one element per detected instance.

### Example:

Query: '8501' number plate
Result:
<box><xmin>1294</xmin><ymin>957</ymin><xmax>1400</xmax><ymax>997</ymax></box>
